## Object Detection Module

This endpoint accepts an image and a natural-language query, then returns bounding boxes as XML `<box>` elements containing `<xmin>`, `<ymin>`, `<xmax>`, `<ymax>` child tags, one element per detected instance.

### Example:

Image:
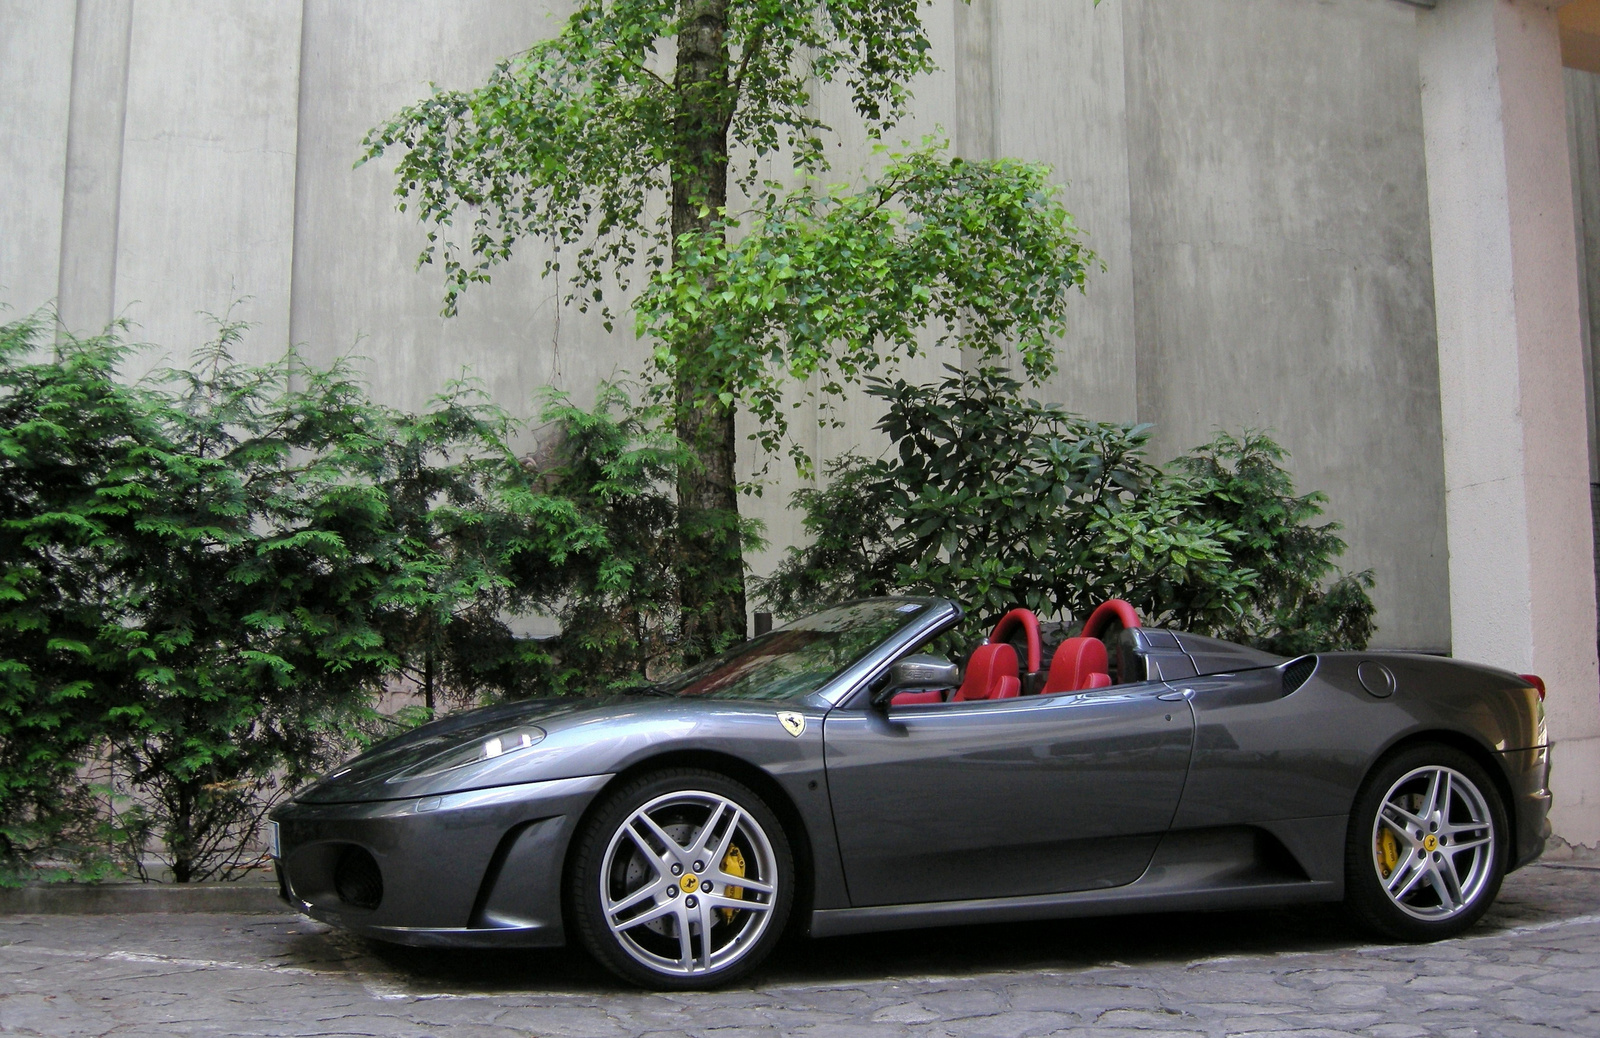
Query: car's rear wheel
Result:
<box><xmin>1344</xmin><ymin>744</ymin><xmax>1507</xmax><ymax>941</ymax></box>
<box><xmin>568</xmin><ymin>768</ymin><xmax>794</xmax><ymax>989</ymax></box>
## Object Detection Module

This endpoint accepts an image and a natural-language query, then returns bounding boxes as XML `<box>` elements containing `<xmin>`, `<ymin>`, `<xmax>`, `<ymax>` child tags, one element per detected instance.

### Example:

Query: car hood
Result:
<box><xmin>289</xmin><ymin>694</ymin><xmax>796</xmax><ymax>804</ymax></box>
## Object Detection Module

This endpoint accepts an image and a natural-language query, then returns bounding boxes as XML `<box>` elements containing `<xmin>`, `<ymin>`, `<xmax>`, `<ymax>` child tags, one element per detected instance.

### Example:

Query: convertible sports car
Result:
<box><xmin>270</xmin><ymin>597</ymin><xmax>1551</xmax><ymax>989</ymax></box>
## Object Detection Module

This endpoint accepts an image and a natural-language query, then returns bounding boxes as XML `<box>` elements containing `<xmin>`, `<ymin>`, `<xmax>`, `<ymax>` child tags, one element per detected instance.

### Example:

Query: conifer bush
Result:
<box><xmin>0</xmin><ymin>313</ymin><xmax>683</xmax><ymax>882</ymax></box>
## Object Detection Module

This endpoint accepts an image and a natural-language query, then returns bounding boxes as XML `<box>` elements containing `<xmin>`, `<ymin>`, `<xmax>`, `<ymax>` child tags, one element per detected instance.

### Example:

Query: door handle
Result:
<box><xmin>1157</xmin><ymin>688</ymin><xmax>1194</xmax><ymax>702</ymax></box>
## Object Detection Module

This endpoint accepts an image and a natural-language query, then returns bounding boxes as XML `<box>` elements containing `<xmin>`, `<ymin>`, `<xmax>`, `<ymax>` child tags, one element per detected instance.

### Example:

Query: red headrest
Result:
<box><xmin>953</xmin><ymin>643</ymin><xmax>1019</xmax><ymax>702</ymax></box>
<box><xmin>1043</xmin><ymin>636</ymin><xmax>1111</xmax><ymax>694</ymax></box>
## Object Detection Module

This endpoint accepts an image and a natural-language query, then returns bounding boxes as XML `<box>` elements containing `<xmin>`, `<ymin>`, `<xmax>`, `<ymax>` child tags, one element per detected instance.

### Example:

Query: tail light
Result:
<box><xmin>1519</xmin><ymin>674</ymin><xmax>1546</xmax><ymax>701</ymax></box>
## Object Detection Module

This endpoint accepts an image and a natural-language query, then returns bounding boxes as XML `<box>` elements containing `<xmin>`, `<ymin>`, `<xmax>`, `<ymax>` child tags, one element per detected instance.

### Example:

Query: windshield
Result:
<box><xmin>652</xmin><ymin>599</ymin><xmax>935</xmax><ymax>701</ymax></box>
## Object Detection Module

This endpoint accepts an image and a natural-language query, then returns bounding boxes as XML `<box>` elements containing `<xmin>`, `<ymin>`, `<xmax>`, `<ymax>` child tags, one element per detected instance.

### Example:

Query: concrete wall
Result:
<box><xmin>1124</xmin><ymin>0</ymin><xmax>1449</xmax><ymax>653</ymax></box>
<box><xmin>3</xmin><ymin>0</ymin><xmax>1454</xmax><ymax>650</ymax></box>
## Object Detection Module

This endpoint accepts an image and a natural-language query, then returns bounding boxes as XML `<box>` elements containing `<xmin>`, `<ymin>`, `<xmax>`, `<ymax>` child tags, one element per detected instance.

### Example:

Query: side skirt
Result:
<box><xmin>809</xmin><ymin>824</ymin><xmax>1342</xmax><ymax>939</ymax></box>
<box><xmin>809</xmin><ymin>877</ymin><xmax>1338</xmax><ymax>938</ymax></box>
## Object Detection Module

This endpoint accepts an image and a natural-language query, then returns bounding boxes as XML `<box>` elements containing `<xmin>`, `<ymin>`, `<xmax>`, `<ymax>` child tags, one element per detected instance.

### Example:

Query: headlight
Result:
<box><xmin>388</xmin><ymin>725</ymin><xmax>546</xmax><ymax>782</ymax></box>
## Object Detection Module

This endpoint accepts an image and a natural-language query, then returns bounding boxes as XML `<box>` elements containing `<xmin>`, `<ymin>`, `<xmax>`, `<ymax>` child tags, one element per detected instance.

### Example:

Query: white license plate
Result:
<box><xmin>268</xmin><ymin>820</ymin><xmax>281</xmax><ymax>859</ymax></box>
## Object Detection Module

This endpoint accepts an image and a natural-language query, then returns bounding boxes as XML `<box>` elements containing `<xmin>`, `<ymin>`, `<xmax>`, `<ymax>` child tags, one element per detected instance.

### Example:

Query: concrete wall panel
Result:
<box><xmin>56</xmin><ymin>0</ymin><xmax>133</xmax><ymax>337</ymax></box>
<box><xmin>993</xmin><ymin>0</ymin><xmax>1137</xmax><ymax>422</ymax></box>
<box><xmin>112</xmin><ymin>1</ymin><xmax>303</xmax><ymax>366</ymax></box>
<box><xmin>289</xmin><ymin>1</ymin><xmax>606</xmax><ymax>418</ymax></box>
<box><xmin>1421</xmin><ymin>0</ymin><xmax>1600</xmax><ymax>847</ymax></box>
<box><xmin>0</xmin><ymin>1</ymin><xmax>76</xmax><ymax>319</ymax></box>
<box><xmin>1124</xmin><ymin>0</ymin><xmax>1449</xmax><ymax>651</ymax></box>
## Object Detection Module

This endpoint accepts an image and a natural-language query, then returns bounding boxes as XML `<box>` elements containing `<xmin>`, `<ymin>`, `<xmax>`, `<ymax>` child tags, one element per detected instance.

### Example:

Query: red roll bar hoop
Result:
<box><xmin>1081</xmin><ymin>599</ymin><xmax>1141</xmax><ymax>640</ymax></box>
<box><xmin>988</xmin><ymin>608</ymin><xmax>1042</xmax><ymax>675</ymax></box>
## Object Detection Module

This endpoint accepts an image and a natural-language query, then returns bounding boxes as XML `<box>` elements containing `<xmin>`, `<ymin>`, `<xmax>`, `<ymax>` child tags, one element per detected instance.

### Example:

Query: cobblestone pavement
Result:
<box><xmin>1</xmin><ymin>863</ymin><xmax>1597</xmax><ymax>1037</ymax></box>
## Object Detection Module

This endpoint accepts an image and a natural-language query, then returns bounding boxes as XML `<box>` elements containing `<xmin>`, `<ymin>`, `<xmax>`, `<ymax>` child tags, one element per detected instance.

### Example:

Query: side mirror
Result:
<box><xmin>873</xmin><ymin>654</ymin><xmax>960</xmax><ymax>708</ymax></box>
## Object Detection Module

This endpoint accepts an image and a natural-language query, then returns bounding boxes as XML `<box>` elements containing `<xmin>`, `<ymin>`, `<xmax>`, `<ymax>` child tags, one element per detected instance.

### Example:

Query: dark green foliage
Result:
<box><xmin>0</xmin><ymin>313</ymin><xmax>685</xmax><ymax>882</ymax></box>
<box><xmin>758</xmin><ymin>367</ymin><xmax>1375</xmax><ymax>653</ymax></box>
<box><xmin>1174</xmin><ymin>432</ymin><xmax>1376</xmax><ymax>654</ymax></box>
<box><xmin>0</xmin><ymin>313</ymin><xmax>155</xmax><ymax>876</ymax></box>
<box><xmin>504</xmin><ymin>385</ymin><xmax>756</xmax><ymax>695</ymax></box>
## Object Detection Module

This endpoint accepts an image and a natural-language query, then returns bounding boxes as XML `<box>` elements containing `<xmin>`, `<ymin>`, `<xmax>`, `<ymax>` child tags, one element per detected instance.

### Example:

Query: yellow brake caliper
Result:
<box><xmin>1377</xmin><ymin>827</ymin><xmax>1400</xmax><ymax>878</ymax></box>
<box><xmin>718</xmin><ymin>845</ymin><xmax>746</xmax><ymax>924</ymax></box>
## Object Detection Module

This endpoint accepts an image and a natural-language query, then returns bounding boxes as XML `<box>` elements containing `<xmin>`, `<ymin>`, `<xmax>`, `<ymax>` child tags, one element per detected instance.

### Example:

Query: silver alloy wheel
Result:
<box><xmin>599</xmin><ymin>789</ymin><xmax>779</xmax><ymax>977</ymax></box>
<box><xmin>1370</xmin><ymin>765</ymin><xmax>1496</xmax><ymax>921</ymax></box>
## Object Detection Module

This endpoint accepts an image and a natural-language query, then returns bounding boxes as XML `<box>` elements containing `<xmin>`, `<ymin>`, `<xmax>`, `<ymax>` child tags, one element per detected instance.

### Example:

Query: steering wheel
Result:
<box><xmin>1081</xmin><ymin>599</ymin><xmax>1141</xmax><ymax>640</ymax></box>
<box><xmin>988</xmin><ymin>608</ymin><xmax>1042</xmax><ymax>678</ymax></box>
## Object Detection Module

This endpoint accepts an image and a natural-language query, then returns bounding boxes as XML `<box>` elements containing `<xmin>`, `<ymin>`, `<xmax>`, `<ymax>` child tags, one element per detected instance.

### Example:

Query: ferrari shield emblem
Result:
<box><xmin>777</xmin><ymin>711</ymin><xmax>806</xmax><ymax>737</ymax></box>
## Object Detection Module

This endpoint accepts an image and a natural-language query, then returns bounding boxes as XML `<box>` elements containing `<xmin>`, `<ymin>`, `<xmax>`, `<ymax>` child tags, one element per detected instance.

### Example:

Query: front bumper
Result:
<box><xmin>271</xmin><ymin>773</ymin><xmax>611</xmax><ymax>948</ymax></box>
<box><xmin>1498</xmin><ymin>745</ymin><xmax>1551</xmax><ymax>871</ymax></box>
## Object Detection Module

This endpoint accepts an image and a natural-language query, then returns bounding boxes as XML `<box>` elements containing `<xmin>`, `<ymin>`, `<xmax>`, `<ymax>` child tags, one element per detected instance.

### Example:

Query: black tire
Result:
<box><xmin>1344</xmin><ymin>743</ymin><xmax>1508</xmax><ymax>942</ymax></box>
<box><xmin>567</xmin><ymin>768</ymin><xmax>795</xmax><ymax>990</ymax></box>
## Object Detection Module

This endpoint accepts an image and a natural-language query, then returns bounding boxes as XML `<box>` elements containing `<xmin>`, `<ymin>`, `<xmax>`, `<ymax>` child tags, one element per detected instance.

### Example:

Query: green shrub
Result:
<box><xmin>757</xmin><ymin>366</ymin><xmax>1375</xmax><ymax>652</ymax></box>
<box><xmin>0</xmin><ymin>314</ymin><xmax>154</xmax><ymax>876</ymax></box>
<box><xmin>1174</xmin><ymin>431</ymin><xmax>1375</xmax><ymax>654</ymax></box>
<box><xmin>0</xmin><ymin>313</ymin><xmax>687</xmax><ymax>881</ymax></box>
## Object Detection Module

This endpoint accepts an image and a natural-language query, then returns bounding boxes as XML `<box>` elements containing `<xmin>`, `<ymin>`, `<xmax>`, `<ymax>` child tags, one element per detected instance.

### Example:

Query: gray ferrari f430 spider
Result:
<box><xmin>270</xmin><ymin>597</ymin><xmax>1551</xmax><ymax>989</ymax></box>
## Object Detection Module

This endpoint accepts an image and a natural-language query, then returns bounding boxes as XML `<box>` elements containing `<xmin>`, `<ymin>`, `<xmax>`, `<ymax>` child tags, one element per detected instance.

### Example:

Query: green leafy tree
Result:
<box><xmin>363</xmin><ymin>0</ymin><xmax>1098</xmax><ymax>661</ymax></box>
<box><xmin>759</xmin><ymin>367</ymin><xmax>1376</xmax><ymax>654</ymax></box>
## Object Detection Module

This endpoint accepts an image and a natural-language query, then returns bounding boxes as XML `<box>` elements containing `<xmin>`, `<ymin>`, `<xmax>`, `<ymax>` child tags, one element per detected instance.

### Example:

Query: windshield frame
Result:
<box><xmin>646</xmin><ymin>598</ymin><xmax>951</xmax><ymax>704</ymax></box>
<box><xmin>812</xmin><ymin>598</ymin><xmax>964</xmax><ymax>709</ymax></box>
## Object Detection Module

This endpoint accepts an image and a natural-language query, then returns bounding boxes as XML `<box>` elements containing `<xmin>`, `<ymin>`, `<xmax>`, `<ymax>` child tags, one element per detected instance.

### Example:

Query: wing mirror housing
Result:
<box><xmin>872</xmin><ymin>654</ymin><xmax>961</xmax><ymax>708</ymax></box>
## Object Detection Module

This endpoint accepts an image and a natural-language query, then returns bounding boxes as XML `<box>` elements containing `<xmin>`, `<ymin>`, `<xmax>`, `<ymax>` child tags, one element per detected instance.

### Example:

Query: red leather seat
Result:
<box><xmin>951</xmin><ymin>643</ymin><xmax>1021</xmax><ymax>702</ymax></box>
<box><xmin>890</xmin><ymin>689</ymin><xmax>946</xmax><ymax>706</ymax></box>
<box><xmin>1043</xmin><ymin>636</ymin><xmax>1114</xmax><ymax>694</ymax></box>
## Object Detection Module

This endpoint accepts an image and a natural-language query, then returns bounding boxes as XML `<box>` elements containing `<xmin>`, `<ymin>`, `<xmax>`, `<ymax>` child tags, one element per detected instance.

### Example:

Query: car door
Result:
<box><xmin>823</xmin><ymin>681</ymin><xmax>1196</xmax><ymax>907</ymax></box>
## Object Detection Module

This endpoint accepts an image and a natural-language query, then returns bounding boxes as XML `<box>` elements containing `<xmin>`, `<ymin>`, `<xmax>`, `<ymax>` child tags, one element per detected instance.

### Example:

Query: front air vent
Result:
<box><xmin>1282</xmin><ymin>656</ymin><xmax>1317</xmax><ymax>696</ymax></box>
<box><xmin>334</xmin><ymin>845</ymin><xmax>383</xmax><ymax>910</ymax></box>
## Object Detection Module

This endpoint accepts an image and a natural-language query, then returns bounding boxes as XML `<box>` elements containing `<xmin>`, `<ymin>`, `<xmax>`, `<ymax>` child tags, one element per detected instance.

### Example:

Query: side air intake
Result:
<box><xmin>1282</xmin><ymin>656</ymin><xmax>1317</xmax><ymax>696</ymax></box>
<box><xmin>334</xmin><ymin>845</ymin><xmax>383</xmax><ymax>910</ymax></box>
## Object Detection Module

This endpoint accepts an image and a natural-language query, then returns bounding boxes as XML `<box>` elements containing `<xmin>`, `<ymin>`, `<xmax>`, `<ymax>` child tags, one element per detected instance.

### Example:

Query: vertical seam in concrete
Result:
<box><xmin>1121</xmin><ymin>0</ymin><xmax>1146</xmax><ymax>426</ymax></box>
<box><xmin>106</xmin><ymin>0</ymin><xmax>133</xmax><ymax>327</ymax></box>
<box><xmin>1491</xmin><ymin>4</ymin><xmax>1526</xmax><ymax>466</ymax></box>
<box><xmin>286</xmin><ymin>0</ymin><xmax>311</xmax><ymax>389</ymax></box>
<box><xmin>51</xmin><ymin>0</ymin><xmax>81</xmax><ymax>328</ymax></box>
<box><xmin>55</xmin><ymin>0</ymin><xmax>134</xmax><ymax>335</ymax></box>
<box><xmin>952</xmin><ymin>0</ymin><xmax>994</xmax><ymax>373</ymax></box>
<box><xmin>979</xmin><ymin>0</ymin><xmax>992</xmax><ymax>159</ymax></box>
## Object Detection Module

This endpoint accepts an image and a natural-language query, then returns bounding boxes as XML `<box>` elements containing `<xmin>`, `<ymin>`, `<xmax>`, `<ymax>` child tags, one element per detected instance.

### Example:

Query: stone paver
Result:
<box><xmin>0</xmin><ymin>864</ymin><xmax>1597</xmax><ymax>1037</ymax></box>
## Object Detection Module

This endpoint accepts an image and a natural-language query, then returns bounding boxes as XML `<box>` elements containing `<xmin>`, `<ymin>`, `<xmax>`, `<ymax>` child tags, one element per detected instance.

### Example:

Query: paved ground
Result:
<box><xmin>1</xmin><ymin>864</ymin><xmax>1597</xmax><ymax>1038</ymax></box>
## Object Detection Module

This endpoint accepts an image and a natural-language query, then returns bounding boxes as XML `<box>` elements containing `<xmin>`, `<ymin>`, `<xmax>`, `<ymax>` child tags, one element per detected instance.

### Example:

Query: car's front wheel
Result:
<box><xmin>568</xmin><ymin>768</ymin><xmax>794</xmax><ymax>989</ymax></box>
<box><xmin>1344</xmin><ymin>744</ymin><xmax>1508</xmax><ymax>941</ymax></box>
